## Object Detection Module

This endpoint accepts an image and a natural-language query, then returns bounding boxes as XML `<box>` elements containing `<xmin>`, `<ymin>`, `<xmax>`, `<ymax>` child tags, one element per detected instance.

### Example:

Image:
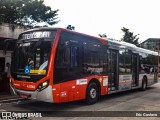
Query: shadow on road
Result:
<box><xmin>10</xmin><ymin>86</ymin><xmax>156</xmax><ymax>112</ymax></box>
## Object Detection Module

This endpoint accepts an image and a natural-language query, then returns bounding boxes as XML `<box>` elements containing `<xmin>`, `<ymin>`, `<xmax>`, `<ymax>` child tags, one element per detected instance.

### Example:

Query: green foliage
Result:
<box><xmin>0</xmin><ymin>0</ymin><xmax>59</xmax><ymax>26</ymax></box>
<box><xmin>121</xmin><ymin>27</ymin><xmax>139</xmax><ymax>46</ymax></box>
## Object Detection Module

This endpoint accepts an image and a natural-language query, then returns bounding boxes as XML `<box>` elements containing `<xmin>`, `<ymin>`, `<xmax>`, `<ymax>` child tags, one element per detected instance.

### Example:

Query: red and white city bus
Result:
<box><xmin>9</xmin><ymin>28</ymin><xmax>158</xmax><ymax>104</ymax></box>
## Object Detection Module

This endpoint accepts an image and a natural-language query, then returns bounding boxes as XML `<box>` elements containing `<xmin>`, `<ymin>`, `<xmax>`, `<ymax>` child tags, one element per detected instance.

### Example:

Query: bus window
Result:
<box><xmin>119</xmin><ymin>49</ymin><xmax>125</xmax><ymax>73</ymax></box>
<box><xmin>12</xmin><ymin>40</ymin><xmax>52</xmax><ymax>74</ymax></box>
<box><xmin>71</xmin><ymin>46</ymin><xmax>78</xmax><ymax>67</ymax></box>
<box><xmin>119</xmin><ymin>49</ymin><xmax>132</xmax><ymax>73</ymax></box>
<box><xmin>83</xmin><ymin>43</ymin><xmax>102</xmax><ymax>74</ymax></box>
<box><xmin>125</xmin><ymin>50</ymin><xmax>132</xmax><ymax>73</ymax></box>
<box><xmin>100</xmin><ymin>45</ymin><xmax>108</xmax><ymax>74</ymax></box>
<box><xmin>54</xmin><ymin>31</ymin><xmax>102</xmax><ymax>83</ymax></box>
<box><xmin>54</xmin><ymin>32</ymin><xmax>81</xmax><ymax>83</ymax></box>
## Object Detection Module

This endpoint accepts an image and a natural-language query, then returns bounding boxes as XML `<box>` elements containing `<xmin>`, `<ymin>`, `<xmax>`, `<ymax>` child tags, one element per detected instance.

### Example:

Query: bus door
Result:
<box><xmin>108</xmin><ymin>49</ymin><xmax>119</xmax><ymax>91</ymax></box>
<box><xmin>132</xmin><ymin>53</ymin><xmax>139</xmax><ymax>87</ymax></box>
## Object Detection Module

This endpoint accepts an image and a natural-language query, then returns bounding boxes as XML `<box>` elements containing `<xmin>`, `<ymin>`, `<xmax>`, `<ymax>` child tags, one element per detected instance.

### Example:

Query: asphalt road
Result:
<box><xmin>1</xmin><ymin>82</ymin><xmax>160</xmax><ymax>120</ymax></box>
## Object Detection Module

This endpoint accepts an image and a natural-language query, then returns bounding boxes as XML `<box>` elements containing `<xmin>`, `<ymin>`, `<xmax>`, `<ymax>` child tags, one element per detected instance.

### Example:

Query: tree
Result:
<box><xmin>0</xmin><ymin>0</ymin><xmax>59</xmax><ymax>26</ymax></box>
<box><xmin>121</xmin><ymin>27</ymin><xmax>139</xmax><ymax>46</ymax></box>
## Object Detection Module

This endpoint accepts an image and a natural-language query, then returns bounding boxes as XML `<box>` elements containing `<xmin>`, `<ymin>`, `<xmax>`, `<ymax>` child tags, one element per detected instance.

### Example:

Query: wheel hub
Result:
<box><xmin>90</xmin><ymin>88</ymin><xmax>96</xmax><ymax>99</ymax></box>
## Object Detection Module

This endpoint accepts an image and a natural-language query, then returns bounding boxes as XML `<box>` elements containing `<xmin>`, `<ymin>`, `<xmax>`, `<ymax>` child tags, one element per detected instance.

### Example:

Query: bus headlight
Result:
<box><xmin>37</xmin><ymin>80</ymin><xmax>49</xmax><ymax>92</ymax></box>
<box><xmin>9</xmin><ymin>78</ymin><xmax>12</xmax><ymax>83</ymax></box>
<box><xmin>42</xmin><ymin>81</ymin><xmax>48</xmax><ymax>87</ymax></box>
<box><xmin>9</xmin><ymin>78</ymin><xmax>14</xmax><ymax>87</ymax></box>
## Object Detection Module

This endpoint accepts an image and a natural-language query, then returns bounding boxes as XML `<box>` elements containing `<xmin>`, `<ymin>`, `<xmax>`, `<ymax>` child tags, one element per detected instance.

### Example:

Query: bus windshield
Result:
<box><xmin>11</xmin><ymin>31</ymin><xmax>56</xmax><ymax>76</ymax></box>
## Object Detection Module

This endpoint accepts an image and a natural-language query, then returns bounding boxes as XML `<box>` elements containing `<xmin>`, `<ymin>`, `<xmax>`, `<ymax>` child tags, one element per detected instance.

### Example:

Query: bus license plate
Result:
<box><xmin>20</xmin><ymin>94</ymin><xmax>29</xmax><ymax>99</ymax></box>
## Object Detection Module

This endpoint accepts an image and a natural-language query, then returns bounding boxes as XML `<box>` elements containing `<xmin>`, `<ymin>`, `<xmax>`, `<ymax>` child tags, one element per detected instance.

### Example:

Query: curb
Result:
<box><xmin>0</xmin><ymin>95</ymin><xmax>22</xmax><ymax>103</ymax></box>
<box><xmin>0</xmin><ymin>97</ymin><xmax>24</xmax><ymax>104</ymax></box>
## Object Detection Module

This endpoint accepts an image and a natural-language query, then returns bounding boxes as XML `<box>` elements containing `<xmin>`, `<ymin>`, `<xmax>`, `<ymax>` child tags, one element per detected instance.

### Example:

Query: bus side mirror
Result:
<box><xmin>3</xmin><ymin>39</ymin><xmax>17</xmax><ymax>55</ymax></box>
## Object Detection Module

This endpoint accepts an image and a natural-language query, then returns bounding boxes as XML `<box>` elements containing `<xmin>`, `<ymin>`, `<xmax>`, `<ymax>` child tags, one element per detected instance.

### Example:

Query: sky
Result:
<box><xmin>44</xmin><ymin>0</ymin><xmax>160</xmax><ymax>43</ymax></box>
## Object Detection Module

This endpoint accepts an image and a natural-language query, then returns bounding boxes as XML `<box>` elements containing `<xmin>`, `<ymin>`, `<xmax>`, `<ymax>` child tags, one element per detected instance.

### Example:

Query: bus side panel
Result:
<box><xmin>138</xmin><ymin>74</ymin><xmax>144</xmax><ymax>87</ymax></box>
<box><xmin>100</xmin><ymin>76</ymin><xmax>109</xmax><ymax>95</ymax></box>
<box><xmin>59</xmin><ymin>81</ymin><xmax>81</xmax><ymax>102</ymax></box>
<box><xmin>52</xmin><ymin>75</ymin><xmax>109</xmax><ymax>103</ymax></box>
<box><xmin>52</xmin><ymin>84</ymin><xmax>61</xmax><ymax>103</ymax></box>
<box><xmin>119</xmin><ymin>75</ymin><xmax>132</xmax><ymax>90</ymax></box>
<box><xmin>147</xmin><ymin>74</ymin><xmax>155</xmax><ymax>85</ymax></box>
<box><xmin>58</xmin><ymin>77</ymin><xmax>90</xmax><ymax>103</ymax></box>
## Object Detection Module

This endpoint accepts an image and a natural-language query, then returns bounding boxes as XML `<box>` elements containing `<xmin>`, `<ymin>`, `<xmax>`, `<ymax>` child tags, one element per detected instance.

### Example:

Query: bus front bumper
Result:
<box><xmin>10</xmin><ymin>84</ymin><xmax>53</xmax><ymax>103</ymax></box>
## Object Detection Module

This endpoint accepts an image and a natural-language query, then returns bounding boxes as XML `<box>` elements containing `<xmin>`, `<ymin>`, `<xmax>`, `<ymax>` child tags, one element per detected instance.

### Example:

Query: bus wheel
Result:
<box><xmin>141</xmin><ymin>77</ymin><xmax>147</xmax><ymax>91</ymax></box>
<box><xmin>85</xmin><ymin>82</ymin><xmax>99</xmax><ymax>105</ymax></box>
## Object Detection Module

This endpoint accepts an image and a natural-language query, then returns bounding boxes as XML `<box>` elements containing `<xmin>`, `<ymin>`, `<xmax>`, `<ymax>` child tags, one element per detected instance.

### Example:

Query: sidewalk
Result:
<box><xmin>0</xmin><ymin>91</ymin><xmax>19</xmax><ymax>101</ymax></box>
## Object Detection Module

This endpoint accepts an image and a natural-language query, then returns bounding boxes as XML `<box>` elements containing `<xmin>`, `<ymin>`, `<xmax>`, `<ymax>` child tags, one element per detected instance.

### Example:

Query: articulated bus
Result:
<box><xmin>9</xmin><ymin>28</ymin><xmax>158</xmax><ymax>104</ymax></box>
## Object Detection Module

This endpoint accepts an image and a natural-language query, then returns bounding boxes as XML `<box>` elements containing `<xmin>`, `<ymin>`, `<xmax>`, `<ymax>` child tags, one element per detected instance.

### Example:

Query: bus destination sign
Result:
<box><xmin>21</xmin><ymin>31</ymin><xmax>51</xmax><ymax>40</ymax></box>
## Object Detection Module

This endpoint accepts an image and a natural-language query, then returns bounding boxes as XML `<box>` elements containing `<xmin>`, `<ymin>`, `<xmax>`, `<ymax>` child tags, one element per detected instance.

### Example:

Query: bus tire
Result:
<box><xmin>85</xmin><ymin>82</ymin><xmax>99</xmax><ymax>105</ymax></box>
<box><xmin>141</xmin><ymin>77</ymin><xmax>147</xmax><ymax>91</ymax></box>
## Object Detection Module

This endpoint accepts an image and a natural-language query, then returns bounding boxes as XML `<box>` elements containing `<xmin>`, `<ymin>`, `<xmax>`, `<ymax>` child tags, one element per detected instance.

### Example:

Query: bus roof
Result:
<box><xmin>20</xmin><ymin>27</ymin><xmax>108</xmax><ymax>45</ymax></box>
<box><xmin>21</xmin><ymin>27</ymin><xmax>158</xmax><ymax>56</ymax></box>
<box><xmin>21</xmin><ymin>27</ymin><xmax>58</xmax><ymax>33</ymax></box>
<box><xmin>108</xmin><ymin>39</ymin><xmax>158</xmax><ymax>56</ymax></box>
